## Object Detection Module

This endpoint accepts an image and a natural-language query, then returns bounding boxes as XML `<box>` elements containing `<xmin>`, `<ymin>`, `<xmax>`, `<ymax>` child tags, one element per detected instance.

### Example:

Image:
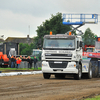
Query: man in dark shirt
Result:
<box><xmin>27</xmin><ymin>56</ymin><xmax>33</xmax><ymax>69</ymax></box>
<box><xmin>34</xmin><ymin>56</ymin><xmax>38</xmax><ymax>69</ymax></box>
<box><xmin>11</xmin><ymin>55</ymin><xmax>15</xmax><ymax>68</ymax></box>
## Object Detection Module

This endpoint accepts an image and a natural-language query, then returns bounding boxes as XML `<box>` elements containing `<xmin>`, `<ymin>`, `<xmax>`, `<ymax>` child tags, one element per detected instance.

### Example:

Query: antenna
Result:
<box><xmin>28</xmin><ymin>25</ymin><xmax>30</xmax><ymax>36</ymax></box>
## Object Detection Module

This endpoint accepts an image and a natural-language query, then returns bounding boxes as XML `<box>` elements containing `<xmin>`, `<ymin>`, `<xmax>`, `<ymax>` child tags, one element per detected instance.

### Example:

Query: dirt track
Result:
<box><xmin>0</xmin><ymin>74</ymin><xmax>100</xmax><ymax>100</ymax></box>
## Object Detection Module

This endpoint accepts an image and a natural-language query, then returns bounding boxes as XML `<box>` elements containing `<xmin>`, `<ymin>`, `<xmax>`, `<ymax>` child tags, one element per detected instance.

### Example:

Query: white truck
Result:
<box><xmin>42</xmin><ymin>33</ymin><xmax>92</xmax><ymax>79</ymax></box>
<box><xmin>41</xmin><ymin>14</ymin><xmax>99</xmax><ymax>79</ymax></box>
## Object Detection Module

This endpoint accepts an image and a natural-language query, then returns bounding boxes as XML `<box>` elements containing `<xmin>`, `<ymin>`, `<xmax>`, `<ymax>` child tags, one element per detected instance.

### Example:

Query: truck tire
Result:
<box><xmin>87</xmin><ymin>63</ymin><xmax>92</xmax><ymax>79</ymax></box>
<box><xmin>43</xmin><ymin>73</ymin><xmax>51</xmax><ymax>79</ymax></box>
<box><xmin>92</xmin><ymin>64</ymin><xmax>99</xmax><ymax>78</ymax></box>
<box><xmin>95</xmin><ymin>66</ymin><xmax>99</xmax><ymax>77</ymax></box>
<box><xmin>74</xmin><ymin>64</ymin><xmax>82</xmax><ymax>80</ymax></box>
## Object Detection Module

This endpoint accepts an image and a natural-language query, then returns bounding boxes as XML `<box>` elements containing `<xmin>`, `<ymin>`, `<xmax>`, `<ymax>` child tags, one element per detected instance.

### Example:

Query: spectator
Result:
<box><xmin>27</xmin><ymin>56</ymin><xmax>33</xmax><ymax>69</ymax></box>
<box><xmin>19</xmin><ymin>55</ymin><xmax>23</xmax><ymax>59</ymax></box>
<box><xmin>23</xmin><ymin>56</ymin><xmax>26</xmax><ymax>59</ymax></box>
<box><xmin>22</xmin><ymin>56</ymin><xmax>27</xmax><ymax>68</ymax></box>
<box><xmin>34</xmin><ymin>56</ymin><xmax>38</xmax><ymax>69</ymax></box>
<box><xmin>14</xmin><ymin>56</ymin><xmax>17</xmax><ymax>68</ymax></box>
<box><xmin>11</xmin><ymin>55</ymin><xmax>15</xmax><ymax>68</ymax></box>
<box><xmin>16</xmin><ymin>57</ymin><xmax>22</xmax><ymax>69</ymax></box>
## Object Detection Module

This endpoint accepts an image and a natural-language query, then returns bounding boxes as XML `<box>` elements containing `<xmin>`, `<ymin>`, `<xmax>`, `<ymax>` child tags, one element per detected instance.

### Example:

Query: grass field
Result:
<box><xmin>84</xmin><ymin>95</ymin><xmax>100</xmax><ymax>100</ymax></box>
<box><xmin>0</xmin><ymin>67</ymin><xmax>42</xmax><ymax>72</ymax></box>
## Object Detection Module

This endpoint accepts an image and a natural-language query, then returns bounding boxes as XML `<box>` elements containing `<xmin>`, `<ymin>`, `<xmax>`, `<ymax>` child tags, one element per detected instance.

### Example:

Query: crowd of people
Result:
<box><xmin>10</xmin><ymin>55</ymin><xmax>38</xmax><ymax>69</ymax></box>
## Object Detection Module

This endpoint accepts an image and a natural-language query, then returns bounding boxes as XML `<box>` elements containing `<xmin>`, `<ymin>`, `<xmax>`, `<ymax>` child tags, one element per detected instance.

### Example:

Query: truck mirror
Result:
<box><xmin>80</xmin><ymin>41</ymin><xmax>83</xmax><ymax>47</ymax></box>
<box><xmin>77</xmin><ymin>41</ymin><xmax>79</xmax><ymax>48</ymax></box>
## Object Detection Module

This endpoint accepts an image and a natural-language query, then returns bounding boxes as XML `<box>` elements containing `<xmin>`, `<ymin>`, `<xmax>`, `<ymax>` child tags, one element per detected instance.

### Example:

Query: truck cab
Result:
<box><xmin>42</xmin><ymin>34</ymin><xmax>86</xmax><ymax>79</ymax></box>
<box><xmin>42</xmin><ymin>13</ymin><xmax>98</xmax><ymax>79</ymax></box>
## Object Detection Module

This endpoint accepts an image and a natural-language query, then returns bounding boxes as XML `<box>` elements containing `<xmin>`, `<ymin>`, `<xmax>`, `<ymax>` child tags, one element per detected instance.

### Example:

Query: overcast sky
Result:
<box><xmin>0</xmin><ymin>0</ymin><xmax>100</xmax><ymax>39</ymax></box>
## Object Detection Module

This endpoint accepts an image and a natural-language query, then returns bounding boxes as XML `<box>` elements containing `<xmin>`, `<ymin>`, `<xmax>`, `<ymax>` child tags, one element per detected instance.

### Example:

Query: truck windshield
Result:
<box><xmin>86</xmin><ymin>48</ymin><xmax>94</xmax><ymax>52</ymax></box>
<box><xmin>43</xmin><ymin>38</ymin><xmax>75</xmax><ymax>49</ymax></box>
<box><xmin>32</xmin><ymin>51</ymin><xmax>41</xmax><ymax>56</ymax></box>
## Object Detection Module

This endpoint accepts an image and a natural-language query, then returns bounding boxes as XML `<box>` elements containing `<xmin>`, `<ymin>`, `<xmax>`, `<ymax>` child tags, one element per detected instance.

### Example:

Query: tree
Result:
<box><xmin>35</xmin><ymin>12</ymin><xmax>73</xmax><ymax>48</ymax></box>
<box><xmin>33</xmin><ymin>36</ymin><xmax>40</xmax><ymax>49</ymax></box>
<box><xmin>82</xmin><ymin>28</ymin><xmax>97</xmax><ymax>45</ymax></box>
<box><xmin>19</xmin><ymin>43</ymin><xmax>35</xmax><ymax>56</ymax></box>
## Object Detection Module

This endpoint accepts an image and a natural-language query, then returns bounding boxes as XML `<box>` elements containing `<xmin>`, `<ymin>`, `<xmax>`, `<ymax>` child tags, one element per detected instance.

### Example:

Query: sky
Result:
<box><xmin>0</xmin><ymin>0</ymin><xmax>100</xmax><ymax>40</ymax></box>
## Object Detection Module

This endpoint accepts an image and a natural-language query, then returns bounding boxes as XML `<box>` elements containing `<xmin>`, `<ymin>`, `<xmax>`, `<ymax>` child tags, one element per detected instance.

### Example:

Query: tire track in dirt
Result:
<box><xmin>0</xmin><ymin>74</ymin><xmax>100</xmax><ymax>100</ymax></box>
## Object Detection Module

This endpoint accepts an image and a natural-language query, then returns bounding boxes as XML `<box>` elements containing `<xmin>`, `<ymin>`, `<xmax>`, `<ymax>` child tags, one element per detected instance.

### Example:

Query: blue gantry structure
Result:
<box><xmin>62</xmin><ymin>14</ymin><xmax>98</xmax><ymax>25</ymax></box>
<box><xmin>62</xmin><ymin>14</ymin><xmax>98</xmax><ymax>34</ymax></box>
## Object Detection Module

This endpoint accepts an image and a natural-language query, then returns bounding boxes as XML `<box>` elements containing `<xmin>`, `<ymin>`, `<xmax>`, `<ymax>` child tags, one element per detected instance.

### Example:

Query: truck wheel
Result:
<box><xmin>43</xmin><ymin>73</ymin><xmax>51</xmax><ymax>79</ymax></box>
<box><xmin>87</xmin><ymin>63</ymin><xmax>92</xmax><ymax>79</ymax></box>
<box><xmin>92</xmin><ymin>65</ymin><xmax>99</xmax><ymax>78</ymax></box>
<box><xmin>74</xmin><ymin>64</ymin><xmax>82</xmax><ymax>80</ymax></box>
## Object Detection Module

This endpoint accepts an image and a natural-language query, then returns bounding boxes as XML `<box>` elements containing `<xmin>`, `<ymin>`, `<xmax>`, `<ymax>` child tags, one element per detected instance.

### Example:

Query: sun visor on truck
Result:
<box><xmin>44</xmin><ymin>35</ymin><xmax>75</xmax><ymax>39</ymax></box>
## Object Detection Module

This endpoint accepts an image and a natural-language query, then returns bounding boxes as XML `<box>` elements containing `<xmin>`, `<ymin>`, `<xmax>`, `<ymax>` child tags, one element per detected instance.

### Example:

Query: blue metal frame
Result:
<box><xmin>63</xmin><ymin>14</ymin><xmax>98</xmax><ymax>25</ymax></box>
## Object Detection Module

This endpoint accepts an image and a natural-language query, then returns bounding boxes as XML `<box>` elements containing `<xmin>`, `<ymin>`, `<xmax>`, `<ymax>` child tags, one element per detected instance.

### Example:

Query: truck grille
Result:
<box><xmin>49</xmin><ymin>61</ymin><xmax>68</xmax><ymax>68</ymax></box>
<box><xmin>45</xmin><ymin>57</ymin><xmax>71</xmax><ymax>59</ymax></box>
<box><xmin>45</xmin><ymin>54</ymin><xmax>72</xmax><ymax>60</ymax></box>
<box><xmin>45</xmin><ymin>54</ymin><xmax>72</xmax><ymax>56</ymax></box>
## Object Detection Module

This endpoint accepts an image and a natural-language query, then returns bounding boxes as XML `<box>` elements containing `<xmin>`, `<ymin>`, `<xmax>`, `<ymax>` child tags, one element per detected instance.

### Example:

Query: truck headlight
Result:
<box><xmin>42</xmin><ymin>63</ymin><xmax>48</xmax><ymax>66</ymax></box>
<box><xmin>69</xmin><ymin>64</ymin><xmax>76</xmax><ymax>67</ymax></box>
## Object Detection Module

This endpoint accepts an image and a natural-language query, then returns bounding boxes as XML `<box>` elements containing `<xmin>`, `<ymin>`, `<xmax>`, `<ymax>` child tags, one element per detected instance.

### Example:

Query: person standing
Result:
<box><xmin>34</xmin><ymin>56</ymin><xmax>38</xmax><ymax>69</ymax></box>
<box><xmin>22</xmin><ymin>56</ymin><xmax>27</xmax><ymax>68</ymax></box>
<box><xmin>14</xmin><ymin>56</ymin><xmax>17</xmax><ymax>68</ymax></box>
<box><xmin>27</xmin><ymin>56</ymin><xmax>33</xmax><ymax>69</ymax></box>
<box><xmin>16</xmin><ymin>57</ymin><xmax>22</xmax><ymax>69</ymax></box>
<box><xmin>19</xmin><ymin>55</ymin><xmax>23</xmax><ymax>59</ymax></box>
<box><xmin>11</xmin><ymin>55</ymin><xmax>15</xmax><ymax>68</ymax></box>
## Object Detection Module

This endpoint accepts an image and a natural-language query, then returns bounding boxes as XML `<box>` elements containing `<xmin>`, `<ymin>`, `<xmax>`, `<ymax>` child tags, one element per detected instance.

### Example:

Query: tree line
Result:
<box><xmin>20</xmin><ymin>12</ymin><xmax>98</xmax><ymax>55</ymax></box>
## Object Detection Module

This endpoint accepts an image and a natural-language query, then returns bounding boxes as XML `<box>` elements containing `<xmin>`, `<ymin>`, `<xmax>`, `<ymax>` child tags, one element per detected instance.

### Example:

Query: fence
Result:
<box><xmin>18</xmin><ymin>61</ymin><xmax>42</xmax><ymax>69</ymax></box>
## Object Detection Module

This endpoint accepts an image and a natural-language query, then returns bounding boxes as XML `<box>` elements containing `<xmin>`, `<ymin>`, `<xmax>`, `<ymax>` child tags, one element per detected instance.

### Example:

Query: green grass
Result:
<box><xmin>0</xmin><ymin>67</ymin><xmax>42</xmax><ymax>72</ymax></box>
<box><xmin>84</xmin><ymin>95</ymin><xmax>100</xmax><ymax>100</ymax></box>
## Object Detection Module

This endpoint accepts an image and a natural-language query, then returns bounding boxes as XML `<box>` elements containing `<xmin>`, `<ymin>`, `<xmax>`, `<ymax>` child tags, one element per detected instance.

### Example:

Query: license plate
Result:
<box><xmin>54</xmin><ymin>62</ymin><xmax>62</xmax><ymax>63</ymax></box>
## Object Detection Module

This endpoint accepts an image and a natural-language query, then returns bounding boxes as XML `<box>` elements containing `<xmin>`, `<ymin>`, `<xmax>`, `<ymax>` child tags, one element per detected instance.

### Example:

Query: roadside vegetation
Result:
<box><xmin>83</xmin><ymin>95</ymin><xmax>100</xmax><ymax>100</ymax></box>
<box><xmin>0</xmin><ymin>67</ymin><xmax>42</xmax><ymax>72</ymax></box>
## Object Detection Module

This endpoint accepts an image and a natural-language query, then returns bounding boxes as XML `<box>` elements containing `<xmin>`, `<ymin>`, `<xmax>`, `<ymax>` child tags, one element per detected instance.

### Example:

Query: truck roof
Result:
<box><xmin>44</xmin><ymin>34</ymin><xmax>76</xmax><ymax>39</ymax></box>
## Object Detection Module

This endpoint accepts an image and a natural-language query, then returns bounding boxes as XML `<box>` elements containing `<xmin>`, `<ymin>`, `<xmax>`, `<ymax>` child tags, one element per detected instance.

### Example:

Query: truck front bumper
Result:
<box><xmin>42</xmin><ymin>61</ymin><xmax>78</xmax><ymax>74</ymax></box>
